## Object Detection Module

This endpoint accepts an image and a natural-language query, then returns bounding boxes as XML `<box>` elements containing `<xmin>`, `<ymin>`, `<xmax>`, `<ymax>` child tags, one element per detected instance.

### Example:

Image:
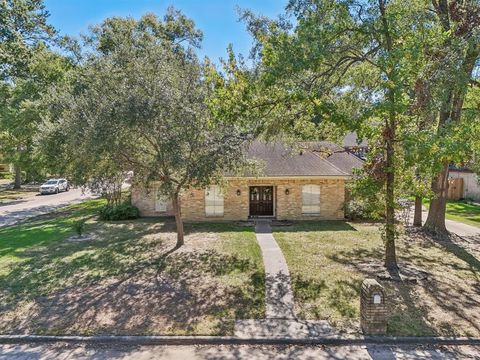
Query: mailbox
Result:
<box><xmin>360</xmin><ymin>278</ymin><xmax>387</xmax><ymax>335</ymax></box>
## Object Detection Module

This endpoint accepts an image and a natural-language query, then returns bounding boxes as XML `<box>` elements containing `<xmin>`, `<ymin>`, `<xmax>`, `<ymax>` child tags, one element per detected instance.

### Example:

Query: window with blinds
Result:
<box><xmin>302</xmin><ymin>184</ymin><xmax>320</xmax><ymax>215</ymax></box>
<box><xmin>205</xmin><ymin>185</ymin><xmax>224</xmax><ymax>216</ymax></box>
<box><xmin>155</xmin><ymin>188</ymin><xmax>168</xmax><ymax>212</ymax></box>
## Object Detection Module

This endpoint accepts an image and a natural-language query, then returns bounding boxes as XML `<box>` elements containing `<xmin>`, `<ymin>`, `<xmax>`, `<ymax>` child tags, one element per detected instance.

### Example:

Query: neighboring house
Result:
<box><xmin>449</xmin><ymin>168</ymin><xmax>480</xmax><ymax>202</ymax></box>
<box><xmin>132</xmin><ymin>140</ymin><xmax>363</xmax><ymax>221</ymax></box>
<box><xmin>343</xmin><ymin>132</ymin><xmax>368</xmax><ymax>160</ymax></box>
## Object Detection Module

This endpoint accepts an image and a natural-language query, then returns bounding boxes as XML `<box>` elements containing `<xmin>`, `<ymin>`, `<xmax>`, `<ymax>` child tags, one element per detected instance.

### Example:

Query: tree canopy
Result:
<box><xmin>44</xmin><ymin>11</ymin><xmax>254</xmax><ymax>246</ymax></box>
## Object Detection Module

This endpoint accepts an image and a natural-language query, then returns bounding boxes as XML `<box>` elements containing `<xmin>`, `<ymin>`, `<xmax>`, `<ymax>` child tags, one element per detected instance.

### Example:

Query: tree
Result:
<box><xmin>0</xmin><ymin>46</ymin><xmax>70</xmax><ymax>188</ymax></box>
<box><xmin>226</xmin><ymin>0</ymin><xmax>434</xmax><ymax>270</ymax></box>
<box><xmin>45</xmin><ymin>12</ymin><xmax>252</xmax><ymax>247</ymax></box>
<box><xmin>0</xmin><ymin>0</ymin><xmax>57</xmax><ymax>187</ymax></box>
<box><xmin>0</xmin><ymin>0</ymin><xmax>56</xmax><ymax>80</ymax></box>
<box><xmin>422</xmin><ymin>0</ymin><xmax>480</xmax><ymax>234</ymax></box>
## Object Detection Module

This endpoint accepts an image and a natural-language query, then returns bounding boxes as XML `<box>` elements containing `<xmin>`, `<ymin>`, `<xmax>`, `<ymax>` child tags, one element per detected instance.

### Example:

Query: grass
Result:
<box><xmin>0</xmin><ymin>200</ymin><xmax>264</xmax><ymax>336</ymax></box>
<box><xmin>0</xmin><ymin>188</ymin><xmax>38</xmax><ymax>203</ymax></box>
<box><xmin>444</xmin><ymin>201</ymin><xmax>480</xmax><ymax>228</ymax></box>
<box><xmin>422</xmin><ymin>199</ymin><xmax>480</xmax><ymax>228</ymax></box>
<box><xmin>273</xmin><ymin>221</ymin><xmax>480</xmax><ymax>337</ymax></box>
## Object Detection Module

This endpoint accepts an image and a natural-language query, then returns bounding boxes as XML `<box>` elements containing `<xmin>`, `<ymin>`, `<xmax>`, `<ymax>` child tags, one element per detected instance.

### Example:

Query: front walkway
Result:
<box><xmin>254</xmin><ymin>220</ymin><xmax>295</xmax><ymax>319</ymax></box>
<box><xmin>234</xmin><ymin>220</ymin><xmax>331</xmax><ymax>338</ymax></box>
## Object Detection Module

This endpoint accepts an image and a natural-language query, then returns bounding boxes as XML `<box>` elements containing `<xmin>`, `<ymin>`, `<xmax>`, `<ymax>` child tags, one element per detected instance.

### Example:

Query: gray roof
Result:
<box><xmin>241</xmin><ymin>141</ymin><xmax>363</xmax><ymax>177</ymax></box>
<box><xmin>322</xmin><ymin>152</ymin><xmax>364</xmax><ymax>175</ymax></box>
<box><xmin>343</xmin><ymin>132</ymin><xmax>368</xmax><ymax>148</ymax></box>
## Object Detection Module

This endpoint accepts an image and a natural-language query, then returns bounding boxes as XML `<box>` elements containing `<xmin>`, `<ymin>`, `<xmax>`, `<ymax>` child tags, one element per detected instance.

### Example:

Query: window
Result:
<box><xmin>154</xmin><ymin>188</ymin><xmax>168</xmax><ymax>212</ymax></box>
<box><xmin>205</xmin><ymin>185</ymin><xmax>224</xmax><ymax>216</ymax></box>
<box><xmin>302</xmin><ymin>185</ymin><xmax>320</xmax><ymax>215</ymax></box>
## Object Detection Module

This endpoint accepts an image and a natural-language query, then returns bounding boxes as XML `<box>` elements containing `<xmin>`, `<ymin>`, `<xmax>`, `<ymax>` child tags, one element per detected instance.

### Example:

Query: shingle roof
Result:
<box><xmin>240</xmin><ymin>141</ymin><xmax>362</xmax><ymax>177</ymax></box>
<box><xmin>322</xmin><ymin>152</ymin><xmax>364</xmax><ymax>175</ymax></box>
<box><xmin>343</xmin><ymin>131</ymin><xmax>368</xmax><ymax>148</ymax></box>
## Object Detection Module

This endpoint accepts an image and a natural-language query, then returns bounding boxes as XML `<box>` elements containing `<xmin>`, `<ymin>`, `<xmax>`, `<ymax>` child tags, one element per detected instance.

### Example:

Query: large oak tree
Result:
<box><xmin>45</xmin><ymin>11</ymin><xmax>252</xmax><ymax>247</ymax></box>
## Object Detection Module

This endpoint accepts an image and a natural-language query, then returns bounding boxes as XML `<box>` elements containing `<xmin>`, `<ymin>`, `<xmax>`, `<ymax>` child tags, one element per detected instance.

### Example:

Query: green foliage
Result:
<box><xmin>98</xmin><ymin>202</ymin><xmax>140</xmax><ymax>221</ymax></box>
<box><xmin>0</xmin><ymin>0</ymin><xmax>56</xmax><ymax>80</ymax></box>
<box><xmin>73</xmin><ymin>219</ymin><xmax>86</xmax><ymax>236</ymax></box>
<box><xmin>0</xmin><ymin>171</ymin><xmax>13</xmax><ymax>180</ymax></box>
<box><xmin>0</xmin><ymin>45</ymin><xmax>72</xmax><ymax>185</ymax></box>
<box><xmin>43</xmin><ymin>10</ymin><xmax>254</xmax><ymax>245</ymax></box>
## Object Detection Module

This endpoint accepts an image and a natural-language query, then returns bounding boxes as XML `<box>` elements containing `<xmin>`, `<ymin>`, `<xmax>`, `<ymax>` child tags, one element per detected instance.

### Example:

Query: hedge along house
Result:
<box><xmin>131</xmin><ymin>141</ymin><xmax>363</xmax><ymax>221</ymax></box>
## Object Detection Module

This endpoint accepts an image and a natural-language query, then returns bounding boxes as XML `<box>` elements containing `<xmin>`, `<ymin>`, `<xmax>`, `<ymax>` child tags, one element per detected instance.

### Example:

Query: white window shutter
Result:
<box><xmin>302</xmin><ymin>185</ymin><xmax>320</xmax><ymax>215</ymax></box>
<box><xmin>155</xmin><ymin>188</ymin><xmax>168</xmax><ymax>212</ymax></box>
<box><xmin>205</xmin><ymin>185</ymin><xmax>224</xmax><ymax>216</ymax></box>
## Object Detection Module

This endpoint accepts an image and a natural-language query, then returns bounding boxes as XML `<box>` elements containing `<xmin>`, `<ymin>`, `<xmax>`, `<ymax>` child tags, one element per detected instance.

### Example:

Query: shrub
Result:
<box><xmin>99</xmin><ymin>202</ymin><xmax>140</xmax><ymax>221</ymax></box>
<box><xmin>0</xmin><ymin>172</ymin><xmax>13</xmax><ymax>180</ymax></box>
<box><xmin>73</xmin><ymin>219</ymin><xmax>86</xmax><ymax>236</ymax></box>
<box><xmin>344</xmin><ymin>198</ymin><xmax>384</xmax><ymax>221</ymax></box>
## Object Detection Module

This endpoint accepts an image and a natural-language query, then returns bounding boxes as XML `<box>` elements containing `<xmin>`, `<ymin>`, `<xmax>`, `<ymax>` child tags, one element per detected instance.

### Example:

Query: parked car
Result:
<box><xmin>39</xmin><ymin>178</ymin><xmax>70</xmax><ymax>195</ymax></box>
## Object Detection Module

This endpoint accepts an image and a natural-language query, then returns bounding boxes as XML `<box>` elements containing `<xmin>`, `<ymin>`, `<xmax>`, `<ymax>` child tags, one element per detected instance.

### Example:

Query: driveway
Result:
<box><xmin>0</xmin><ymin>188</ymin><xmax>95</xmax><ymax>227</ymax></box>
<box><xmin>420</xmin><ymin>210</ymin><xmax>480</xmax><ymax>237</ymax></box>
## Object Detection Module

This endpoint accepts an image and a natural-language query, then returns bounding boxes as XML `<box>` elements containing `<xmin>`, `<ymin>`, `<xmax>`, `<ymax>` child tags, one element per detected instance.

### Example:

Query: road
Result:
<box><xmin>0</xmin><ymin>188</ymin><xmax>95</xmax><ymax>227</ymax></box>
<box><xmin>0</xmin><ymin>343</ymin><xmax>479</xmax><ymax>359</ymax></box>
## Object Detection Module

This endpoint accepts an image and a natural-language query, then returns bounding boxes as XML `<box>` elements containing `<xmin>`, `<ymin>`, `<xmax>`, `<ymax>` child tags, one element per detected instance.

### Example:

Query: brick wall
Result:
<box><xmin>132</xmin><ymin>177</ymin><xmax>346</xmax><ymax>221</ymax></box>
<box><xmin>360</xmin><ymin>278</ymin><xmax>387</xmax><ymax>335</ymax></box>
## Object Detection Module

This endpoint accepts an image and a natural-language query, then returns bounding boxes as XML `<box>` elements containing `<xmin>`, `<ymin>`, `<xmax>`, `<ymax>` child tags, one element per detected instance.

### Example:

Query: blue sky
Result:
<box><xmin>44</xmin><ymin>0</ymin><xmax>288</xmax><ymax>63</ymax></box>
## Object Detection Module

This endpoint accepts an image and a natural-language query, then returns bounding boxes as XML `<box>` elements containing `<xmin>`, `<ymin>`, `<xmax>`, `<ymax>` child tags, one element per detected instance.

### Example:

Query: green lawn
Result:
<box><xmin>444</xmin><ymin>201</ymin><xmax>480</xmax><ymax>228</ymax></box>
<box><xmin>273</xmin><ymin>221</ymin><xmax>480</xmax><ymax>337</ymax></box>
<box><xmin>422</xmin><ymin>199</ymin><xmax>480</xmax><ymax>228</ymax></box>
<box><xmin>0</xmin><ymin>200</ymin><xmax>264</xmax><ymax>336</ymax></box>
<box><xmin>0</xmin><ymin>188</ymin><xmax>38</xmax><ymax>203</ymax></box>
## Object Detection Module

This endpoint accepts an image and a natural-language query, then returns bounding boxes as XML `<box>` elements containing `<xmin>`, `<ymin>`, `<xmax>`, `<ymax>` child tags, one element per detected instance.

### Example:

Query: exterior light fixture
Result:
<box><xmin>236</xmin><ymin>189</ymin><xmax>241</xmax><ymax>196</ymax></box>
<box><xmin>285</xmin><ymin>188</ymin><xmax>290</xmax><ymax>195</ymax></box>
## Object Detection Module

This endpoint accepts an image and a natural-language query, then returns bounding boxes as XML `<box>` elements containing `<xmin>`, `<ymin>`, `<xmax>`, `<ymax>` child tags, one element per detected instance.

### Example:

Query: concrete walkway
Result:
<box><xmin>253</xmin><ymin>220</ymin><xmax>295</xmax><ymax>320</ymax></box>
<box><xmin>234</xmin><ymin>220</ymin><xmax>332</xmax><ymax>338</ymax></box>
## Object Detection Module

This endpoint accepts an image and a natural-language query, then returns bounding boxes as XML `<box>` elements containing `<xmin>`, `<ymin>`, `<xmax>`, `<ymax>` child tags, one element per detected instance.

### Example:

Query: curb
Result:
<box><xmin>1</xmin><ymin>335</ymin><xmax>480</xmax><ymax>346</ymax></box>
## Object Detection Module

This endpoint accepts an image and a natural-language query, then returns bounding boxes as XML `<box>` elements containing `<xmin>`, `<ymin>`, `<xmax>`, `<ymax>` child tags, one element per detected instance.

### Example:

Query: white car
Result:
<box><xmin>39</xmin><ymin>178</ymin><xmax>70</xmax><ymax>195</ymax></box>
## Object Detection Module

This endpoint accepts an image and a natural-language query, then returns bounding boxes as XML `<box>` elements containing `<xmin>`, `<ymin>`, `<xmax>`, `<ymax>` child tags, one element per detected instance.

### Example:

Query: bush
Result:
<box><xmin>99</xmin><ymin>202</ymin><xmax>140</xmax><ymax>221</ymax></box>
<box><xmin>0</xmin><ymin>171</ymin><xmax>13</xmax><ymax>179</ymax></box>
<box><xmin>73</xmin><ymin>219</ymin><xmax>86</xmax><ymax>236</ymax></box>
<box><xmin>344</xmin><ymin>198</ymin><xmax>384</xmax><ymax>221</ymax></box>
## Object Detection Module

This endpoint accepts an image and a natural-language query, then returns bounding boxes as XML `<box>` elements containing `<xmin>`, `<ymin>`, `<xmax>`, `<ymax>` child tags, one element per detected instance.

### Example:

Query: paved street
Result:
<box><xmin>1</xmin><ymin>343</ymin><xmax>479</xmax><ymax>359</ymax></box>
<box><xmin>0</xmin><ymin>188</ymin><xmax>95</xmax><ymax>227</ymax></box>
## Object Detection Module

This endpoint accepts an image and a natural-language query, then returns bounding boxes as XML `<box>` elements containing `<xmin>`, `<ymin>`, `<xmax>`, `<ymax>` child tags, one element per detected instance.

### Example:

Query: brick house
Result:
<box><xmin>131</xmin><ymin>141</ymin><xmax>363</xmax><ymax>221</ymax></box>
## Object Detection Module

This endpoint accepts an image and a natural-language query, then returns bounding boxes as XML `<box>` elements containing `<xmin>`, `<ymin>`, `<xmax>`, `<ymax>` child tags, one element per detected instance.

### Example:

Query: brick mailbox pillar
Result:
<box><xmin>360</xmin><ymin>278</ymin><xmax>387</xmax><ymax>335</ymax></box>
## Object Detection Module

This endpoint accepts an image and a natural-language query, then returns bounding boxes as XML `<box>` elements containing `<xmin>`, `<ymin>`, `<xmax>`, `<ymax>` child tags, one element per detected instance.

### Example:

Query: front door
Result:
<box><xmin>249</xmin><ymin>186</ymin><xmax>274</xmax><ymax>216</ymax></box>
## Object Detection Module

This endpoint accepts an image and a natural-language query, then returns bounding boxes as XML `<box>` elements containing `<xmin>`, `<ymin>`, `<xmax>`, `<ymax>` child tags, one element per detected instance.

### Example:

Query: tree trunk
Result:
<box><xmin>424</xmin><ymin>161</ymin><xmax>449</xmax><ymax>234</ymax></box>
<box><xmin>379</xmin><ymin>0</ymin><xmax>398</xmax><ymax>271</ymax></box>
<box><xmin>172</xmin><ymin>192</ymin><xmax>184</xmax><ymax>247</ymax></box>
<box><xmin>413</xmin><ymin>196</ymin><xmax>423</xmax><ymax>227</ymax></box>
<box><xmin>13</xmin><ymin>163</ymin><xmax>21</xmax><ymax>189</ymax></box>
<box><xmin>384</xmin><ymin>126</ymin><xmax>398</xmax><ymax>270</ymax></box>
<box><xmin>424</xmin><ymin>5</ymin><xmax>479</xmax><ymax>235</ymax></box>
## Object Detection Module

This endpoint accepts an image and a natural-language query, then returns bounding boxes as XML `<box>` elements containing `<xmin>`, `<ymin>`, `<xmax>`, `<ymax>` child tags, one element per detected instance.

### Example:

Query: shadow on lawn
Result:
<box><xmin>272</xmin><ymin>220</ymin><xmax>357</xmax><ymax>233</ymax></box>
<box><xmin>0</xmin><ymin>220</ymin><xmax>264</xmax><ymax>336</ymax></box>
<box><xmin>327</xmin><ymin>230</ymin><xmax>480</xmax><ymax>336</ymax></box>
